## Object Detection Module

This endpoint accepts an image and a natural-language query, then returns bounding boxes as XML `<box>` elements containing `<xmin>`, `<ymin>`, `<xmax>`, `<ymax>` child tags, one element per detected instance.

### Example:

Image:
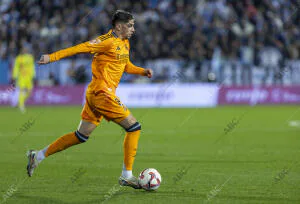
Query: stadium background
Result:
<box><xmin>0</xmin><ymin>0</ymin><xmax>300</xmax><ymax>204</ymax></box>
<box><xmin>0</xmin><ymin>0</ymin><xmax>300</xmax><ymax>107</ymax></box>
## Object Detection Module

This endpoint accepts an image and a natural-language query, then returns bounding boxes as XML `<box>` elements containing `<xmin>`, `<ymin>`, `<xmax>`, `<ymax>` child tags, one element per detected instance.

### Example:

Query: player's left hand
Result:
<box><xmin>144</xmin><ymin>69</ymin><xmax>153</xmax><ymax>78</ymax></box>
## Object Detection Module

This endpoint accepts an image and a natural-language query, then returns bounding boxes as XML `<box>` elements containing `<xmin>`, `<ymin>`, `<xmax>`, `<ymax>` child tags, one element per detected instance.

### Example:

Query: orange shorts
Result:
<box><xmin>81</xmin><ymin>90</ymin><xmax>130</xmax><ymax>126</ymax></box>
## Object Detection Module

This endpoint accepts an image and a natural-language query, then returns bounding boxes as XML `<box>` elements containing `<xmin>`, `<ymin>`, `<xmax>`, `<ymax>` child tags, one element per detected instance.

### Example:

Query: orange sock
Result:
<box><xmin>123</xmin><ymin>130</ymin><xmax>141</xmax><ymax>170</ymax></box>
<box><xmin>45</xmin><ymin>131</ymin><xmax>87</xmax><ymax>157</ymax></box>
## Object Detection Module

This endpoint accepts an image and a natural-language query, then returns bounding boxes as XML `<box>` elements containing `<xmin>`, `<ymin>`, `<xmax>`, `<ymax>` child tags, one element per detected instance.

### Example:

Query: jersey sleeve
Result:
<box><xmin>124</xmin><ymin>60</ymin><xmax>145</xmax><ymax>76</ymax></box>
<box><xmin>49</xmin><ymin>38</ymin><xmax>113</xmax><ymax>62</ymax></box>
<box><xmin>12</xmin><ymin>56</ymin><xmax>20</xmax><ymax>80</ymax></box>
<box><xmin>124</xmin><ymin>40</ymin><xmax>145</xmax><ymax>76</ymax></box>
<box><xmin>30</xmin><ymin>55</ymin><xmax>36</xmax><ymax>79</ymax></box>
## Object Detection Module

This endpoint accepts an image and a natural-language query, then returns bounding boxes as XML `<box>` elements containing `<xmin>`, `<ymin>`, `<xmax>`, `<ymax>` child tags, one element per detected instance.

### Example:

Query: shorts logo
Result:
<box><xmin>125</xmin><ymin>45</ymin><xmax>129</xmax><ymax>50</ymax></box>
<box><xmin>114</xmin><ymin>97</ymin><xmax>127</xmax><ymax>111</ymax></box>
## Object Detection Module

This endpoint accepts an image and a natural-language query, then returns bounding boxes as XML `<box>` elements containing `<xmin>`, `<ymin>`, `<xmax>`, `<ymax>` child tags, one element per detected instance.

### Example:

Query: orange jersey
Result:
<box><xmin>49</xmin><ymin>29</ymin><xmax>145</xmax><ymax>93</ymax></box>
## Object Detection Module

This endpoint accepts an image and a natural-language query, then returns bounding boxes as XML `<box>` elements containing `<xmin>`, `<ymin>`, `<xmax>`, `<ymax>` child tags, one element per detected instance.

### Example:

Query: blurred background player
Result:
<box><xmin>12</xmin><ymin>46</ymin><xmax>35</xmax><ymax>113</ymax></box>
<box><xmin>26</xmin><ymin>10</ymin><xmax>153</xmax><ymax>189</ymax></box>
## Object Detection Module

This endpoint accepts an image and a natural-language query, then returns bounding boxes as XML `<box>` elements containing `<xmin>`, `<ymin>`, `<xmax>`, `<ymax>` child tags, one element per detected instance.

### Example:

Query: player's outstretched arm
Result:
<box><xmin>38</xmin><ymin>38</ymin><xmax>113</xmax><ymax>64</ymax></box>
<box><xmin>125</xmin><ymin>61</ymin><xmax>153</xmax><ymax>78</ymax></box>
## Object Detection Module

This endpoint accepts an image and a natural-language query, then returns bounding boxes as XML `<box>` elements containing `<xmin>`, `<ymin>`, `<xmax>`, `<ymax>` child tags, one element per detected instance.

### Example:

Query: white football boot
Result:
<box><xmin>119</xmin><ymin>176</ymin><xmax>141</xmax><ymax>189</ymax></box>
<box><xmin>26</xmin><ymin>150</ymin><xmax>39</xmax><ymax>177</ymax></box>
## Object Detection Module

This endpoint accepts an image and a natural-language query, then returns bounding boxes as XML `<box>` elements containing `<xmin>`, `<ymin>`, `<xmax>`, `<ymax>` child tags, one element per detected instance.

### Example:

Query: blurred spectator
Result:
<box><xmin>38</xmin><ymin>72</ymin><xmax>59</xmax><ymax>86</ymax></box>
<box><xmin>153</xmin><ymin>66</ymin><xmax>169</xmax><ymax>83</ymax></box>
<box><xmin>49</xmin><ymin>72</ymin><xmax>59</xmax><ymax>86</ymax></box>
<box><xmin>67</xmin><ymin>60</ymin><xmax>88</xmax><ymax>84</ymax></box>
<box><xmin>240</xmin><ymin>35</ymin><xmax>254</xmax><ymax>85</ymax></box>
<box><xmin>0</xmin><ymin>0</ymin><xmax>299</xmax><ymax>85</ymax></box>
<box><xmin>259</xmin><ymin>46</ymin><xmax>282</xmax><ymax>85</ymax></box>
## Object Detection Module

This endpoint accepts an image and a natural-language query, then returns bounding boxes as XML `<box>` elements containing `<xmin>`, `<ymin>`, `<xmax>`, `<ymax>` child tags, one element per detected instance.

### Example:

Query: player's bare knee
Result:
<box><xmin>125</xmin><ymin>121</ymin><xmax>141</xmax><ymax>132</ymax></box>
<box><xmin>77</xmin><ymin>120</ymin><xmax>97</xmax><ymax>138</ymax></box>
<box><xmin>118</xmin><ymin>114</ymin><xmax>138</xmax><ymax>129</ymax></box>
<box><xmin>77</xmin><ymin>128</ymin><xmax>91</xmax><ymax>136</ymax></box>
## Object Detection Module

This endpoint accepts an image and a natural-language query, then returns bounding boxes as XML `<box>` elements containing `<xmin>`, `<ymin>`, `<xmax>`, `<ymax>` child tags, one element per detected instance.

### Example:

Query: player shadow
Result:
<box><xmin>12</xmin><ymin>194</ymin><xmax>69</xmax><ymax>204</ymax></box>
<box><xmin>100</xmin><ymin>189</ymin><xmax>159</xmax><ymax>203</ymax></box>
<box><xmin>218</xmin><ymin>194</ymin><xmax>300</xmax><ymax>203</ymax></box>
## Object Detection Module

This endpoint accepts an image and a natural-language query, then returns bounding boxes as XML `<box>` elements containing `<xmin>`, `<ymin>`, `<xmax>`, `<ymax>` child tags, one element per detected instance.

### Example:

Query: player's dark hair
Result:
<box><xmin>112</xmin><ymin>10</ymin><xmax>134</xmax><ymax>28</ymax></box>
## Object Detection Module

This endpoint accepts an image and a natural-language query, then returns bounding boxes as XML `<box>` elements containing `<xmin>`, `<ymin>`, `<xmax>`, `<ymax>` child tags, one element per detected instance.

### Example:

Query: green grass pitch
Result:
<box><xmin>0</xmin><ymin>105</ymin><xmax>299</xmax><ymax>204</ymax></box>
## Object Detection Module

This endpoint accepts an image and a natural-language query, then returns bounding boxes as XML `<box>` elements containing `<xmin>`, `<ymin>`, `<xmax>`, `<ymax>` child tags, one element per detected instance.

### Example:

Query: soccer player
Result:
<box><xmin>26</xmin><ymin>10</ymin><xmax>153</xmax><ymax>189</ymax></box>
<box><xmin>12</xmin><ymin>46</ymin><xmax>35</xmax><ymax>113</ymax></box>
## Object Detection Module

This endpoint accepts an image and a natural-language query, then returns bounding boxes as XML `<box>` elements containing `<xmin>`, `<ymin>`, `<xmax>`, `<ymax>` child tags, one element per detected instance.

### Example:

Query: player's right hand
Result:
<box><xmin>38</xmin><ymin>54</ymin><xmax>50</xmax><ymax>64</ymax></box>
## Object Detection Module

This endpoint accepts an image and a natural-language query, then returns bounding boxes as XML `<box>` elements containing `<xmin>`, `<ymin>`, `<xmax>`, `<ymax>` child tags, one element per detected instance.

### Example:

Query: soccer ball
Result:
<box><xmin>138</xmin><ymin>168</ymin><xmax>162</xmax><ymax>191</ymax></box>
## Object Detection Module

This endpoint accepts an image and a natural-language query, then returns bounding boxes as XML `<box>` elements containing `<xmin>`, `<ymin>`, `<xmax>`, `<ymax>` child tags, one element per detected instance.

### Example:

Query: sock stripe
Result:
<box><xmin>126</xmin><ymin>122</ymin><xmax>141</xmax><ymax>132</ymax></box>
<box><xmin>75</xmin><ymin>130</ymin><xmax>89</xmax><ymax>143</ymax></box>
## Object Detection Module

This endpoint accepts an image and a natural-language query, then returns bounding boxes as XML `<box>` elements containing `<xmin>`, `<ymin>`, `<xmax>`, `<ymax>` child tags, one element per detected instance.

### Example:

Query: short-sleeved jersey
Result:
<box><xmin>13</xmin><ymin>54</ymin><xmax>35</xmax><ymax>81</ymax></box>
<box><xmin>49</xmin><ymin>29</ymin><xmax>145</xmax><ymax>94</ymax></box>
